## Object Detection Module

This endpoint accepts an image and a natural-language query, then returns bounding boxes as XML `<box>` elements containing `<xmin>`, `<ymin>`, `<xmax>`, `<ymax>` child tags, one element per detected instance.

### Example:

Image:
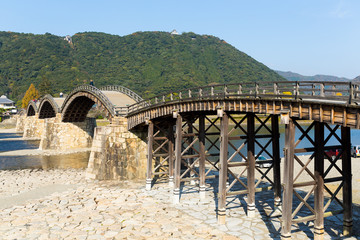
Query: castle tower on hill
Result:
<box><xmin>170</xmin><ymin>30</ymin><xmax>179</xmax><ymax>35</ymax></box>
<box><xmin>64</xmin><ymin>35</ymin><xmax>72</xmax><ymax>44</ymax></box>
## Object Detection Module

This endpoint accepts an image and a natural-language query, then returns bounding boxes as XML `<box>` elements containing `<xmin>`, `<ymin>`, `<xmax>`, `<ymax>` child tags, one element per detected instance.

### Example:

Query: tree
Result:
<box><xmin>21</xmin><ymin>84</ymin><xmax>39</xmax><ymax>108</ymax></box>
<box><xmin>38</xmin><ymin>76</ymin><xmax>52</xmax><ymax>96</ymax></box>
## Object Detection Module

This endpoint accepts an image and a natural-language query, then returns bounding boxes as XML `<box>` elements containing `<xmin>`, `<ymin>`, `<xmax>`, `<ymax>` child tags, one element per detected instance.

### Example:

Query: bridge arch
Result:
<box><xmin>38</xmin><ymin>94</ymin><xmax>60</xmax><ymax>119</ymax></box>
<box><xmin>61</xmin><ymin>85</ymin><xmax>116</xmax><ymax>122</ymax></box>
<box><xmin>26</xmin><ymin>100</ymin><xmax>38</xmax><ymax>116</ymax></box>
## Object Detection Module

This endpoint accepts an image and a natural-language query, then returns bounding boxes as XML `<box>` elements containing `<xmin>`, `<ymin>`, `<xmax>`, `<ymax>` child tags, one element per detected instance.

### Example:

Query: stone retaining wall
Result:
<box><xmin>86</xmin><ymin>117</ymin><xmax>147</xmax><ymax>180</ymax></box>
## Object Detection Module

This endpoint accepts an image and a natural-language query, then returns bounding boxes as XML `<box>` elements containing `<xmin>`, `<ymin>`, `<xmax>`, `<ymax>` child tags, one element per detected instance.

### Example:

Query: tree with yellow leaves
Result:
<box><xmin>21</xmin><ymin>84</ymin><xmax>40</xmax><ymax>108</ymax></box>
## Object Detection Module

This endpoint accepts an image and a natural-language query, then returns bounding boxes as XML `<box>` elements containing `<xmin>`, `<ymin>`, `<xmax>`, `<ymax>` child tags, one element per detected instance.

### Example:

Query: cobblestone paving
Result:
<box><xmin>0</xmin><ymin>169</ymin><xmax>359</xmax><ymax>239</ymax></box>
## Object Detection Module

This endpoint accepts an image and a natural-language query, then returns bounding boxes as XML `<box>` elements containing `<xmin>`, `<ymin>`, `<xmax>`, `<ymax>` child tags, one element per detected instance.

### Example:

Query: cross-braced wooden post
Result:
<box><xmin>174</xmin><ymin>113</ymin><xmax>183</xmax><ymax>204</ymax></box>
<box><xmin>186</xmin><ymin>118</ymin><xmax>196</xmax><ymax>184</ymax></box>
<box><xmin>342</xmin><ymin>126</ymin><xmax>352</xmax><ymax>236</ymax></box>
<box><xmin>218</xmin><ymin>111</ymin><xmax>229</xmax><ymax>224</ymax></box>
<box><xmin>314</xmin><ymin>122</ymin><xmax>324</xmax><ymax>240</ymax></box>
<box><xmin>247</xmin><ymin>112</ymin><xmax>256</xmax><ymax>218</ymax></box>
<box><xmin>272</xmin><ymin>114</ymin><xmax>281</xmax><ymax>208</ymax></box>
<box><xmin>199</xmin><ymin>115</ymin><xmax>206</xmax><ymax>199</ymax></box>
<box><xmin>145</xmin><ymin>120</ymin><xmax>174</xmax><ymax>190</ymax></box>
<box><xmin>281</xmin><ymin>117</ymin><xmax>295</xmax><ymax>239</ymax></box>
<box><xmin>146</xmin><ymin>120</ymin><xmax>154</xmax><ymax>190</ymax></box>
<box><xmin>168</xmin><ymin>123</ymin><xmax>175</xmax><ymax>187</ymax></box>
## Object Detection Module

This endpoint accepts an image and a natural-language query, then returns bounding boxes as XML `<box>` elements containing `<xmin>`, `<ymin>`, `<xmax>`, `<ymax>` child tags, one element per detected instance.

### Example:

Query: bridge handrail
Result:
<box><xmin>62</xmin><ymin>85</ymin><xmax>116</xmax><ymax>116</ymax></box>
<box><xmin>126</xmin><ymin>81</ymin><xmax>360</xmax><ymax>115</ymax></box>
<box><xmin>100</xmin><ymin>85</ymin><xmax>143</xmax><ymax>103</ymax></box>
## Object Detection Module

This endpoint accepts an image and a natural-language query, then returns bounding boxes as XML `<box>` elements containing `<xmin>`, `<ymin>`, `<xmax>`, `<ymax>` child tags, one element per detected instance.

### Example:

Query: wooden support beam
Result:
<box><xmin>168</xmin><ymin>123</ymin><xmax>175</xmax><ymax>187</ymax></box>
<box><xmin>314</xmin><ymin>121</ymin><xmax>325</xmax><ymax>240</ymax></box>
<box><xmin>187</xmin><ymin>119</ymin><xmax>195</xmax><ymax>184</ymax></box>
<box><xmin>218</xmin><ymin>112</ymin><xmax>229</xmax><ymax>224</ymax></box>
<box><xmin>199</xmin><ymin>115</ymin><xmax>206</xmax><ymax>199</ymax></box>
<box><xmin>272</xmin><ymin>114</ymin><xmax>282</xmax><ymax>208</ymax></box>
<box><xmin>146</xmin><ymin>121</ymin><xmax>154</xmax><ymax>190</ymax></box>
<box><xmin>281</xmin><ymin>118</ymin><xmax>295</xmax><ymax>239</ymax></box>
<box><xmin>342</xmin><ymin>126</ymin><xmax>353</xmax><ymax>236</ymax></box>
<box><xmin>247</xmin><ymin>112</ymin><xmax>256</xmax><ymax>218</ymax></box>
<box><xmin>174</xmin><ymin>114</ymin><xmax>183</xmax><ymax>204</ymax></box>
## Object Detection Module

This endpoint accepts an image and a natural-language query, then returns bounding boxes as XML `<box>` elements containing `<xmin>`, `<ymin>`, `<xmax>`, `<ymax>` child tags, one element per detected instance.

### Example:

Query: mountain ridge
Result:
<box><xmin>0</xmin><ymin>31</ymin><xmax>284</xmax><ymax>105</ymax></box>
<box><xmin>275</xmin><ymin>70</ymin><xmax>353</xmax><ymax>82</ymax></box>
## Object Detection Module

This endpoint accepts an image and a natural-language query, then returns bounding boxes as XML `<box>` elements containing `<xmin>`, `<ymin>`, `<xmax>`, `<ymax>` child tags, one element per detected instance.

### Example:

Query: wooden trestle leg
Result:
<box><xmin>146</xmin><ymin>121</ymin><xmax>154</xmax><ymax>191</ymax></box>
<box><xmin>342</xmin><ymin>126</ymin><xmax>352</xmax><ymax>236</ymax></box>
<box><xmin>281</xmin><ymin>118</ymin><xmax>295</xmax><ymax>239</ymax></box>
<box><xmin>199</xmin><ymin>115</ymin><xmax>206</xmax><ymax>199</ymax></box>
<box><xmin>272</xmin><ymin>115</ymin><xmax>282</xmax><ymax>208</ymax></box>
<box><xmin>247</xmin><ymin>113</ymin><xmax>256</xmax><ymax>218</ymax></box>
<box><xmin>173</xmin><ymin>114</ymin><xmax>183</xmax><ymax>204</ymax></box>
<box><xmin>218</xmin><ymin>112</ymin><xmax>229</xmax><ymax>224</ymax></box>
<box><xmin>168</xmin><ymin>124</ymin><xmax>175</xmax><ymax>187</ymax></box>
<box><xmin>314</xmin><ymin>122</ymin><xmax>324</xmax><ymax>240</ymax></box>
<box><xmin>187</xmin><ymin>120</ymin><xmax>196</xmax><ymax>185</ymax></box>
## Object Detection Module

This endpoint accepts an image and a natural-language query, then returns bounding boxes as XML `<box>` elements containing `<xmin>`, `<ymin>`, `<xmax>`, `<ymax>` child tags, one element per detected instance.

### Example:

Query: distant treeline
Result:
<box><xmin>0</xmin><ymin>31</ymin><xmax>285</xmax><ymax>106</ymax></box>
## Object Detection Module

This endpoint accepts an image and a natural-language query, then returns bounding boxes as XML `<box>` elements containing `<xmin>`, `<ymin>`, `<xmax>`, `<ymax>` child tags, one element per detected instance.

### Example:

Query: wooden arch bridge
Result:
<box><xmin>25</xmin><ymin>85</ymin><xmax>143</xmax><ymax>120</ymax></box>
<box><xmin>23</xmin><ymin>81</ymin><xmax>359</xmax><ymax>239</ymax></box>
<box><xmin>126</xmin><ymin>81</ymin><xmax>360</xmax><ymax>239</ymax></box>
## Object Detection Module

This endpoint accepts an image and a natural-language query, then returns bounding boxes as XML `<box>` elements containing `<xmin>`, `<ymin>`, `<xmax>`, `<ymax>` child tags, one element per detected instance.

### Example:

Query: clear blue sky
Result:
<box><xmin>1</xmin><ymin>0</ymin><xmax>359</xmax><ymax>79</ymax></box>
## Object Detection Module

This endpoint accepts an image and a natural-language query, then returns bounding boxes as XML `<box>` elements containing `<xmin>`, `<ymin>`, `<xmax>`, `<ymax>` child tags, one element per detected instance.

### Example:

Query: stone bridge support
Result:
<box><xmin>39</xmin><ymin>115</ymin><xmax>96</xmax><ymax>150</ymax></box>
<box><xmin>22</xmin><ymin>114</ymin><xmax>46</xmax><ymax>139</ymax></box>
<box><xmin>15</xmin><ymin>115</ymin><xmax>25</xmax><ymax>132</ymax></box>
<box><xmin>86</xmin><ymin>117</ymin><xmax>147</xmax><ymax>180</ymax></box>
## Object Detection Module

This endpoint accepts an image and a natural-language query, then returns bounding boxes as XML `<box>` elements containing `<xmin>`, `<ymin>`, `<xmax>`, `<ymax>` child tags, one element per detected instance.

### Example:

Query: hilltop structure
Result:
<box><xmin>170</xmin><ymin>29</ymin><xmax>179</xmax><ymax>35</ymax></box>
<box><xmin>64</xmin><ymin>35</ymin><xmax>72</xmax><ymax>44</ymax></box>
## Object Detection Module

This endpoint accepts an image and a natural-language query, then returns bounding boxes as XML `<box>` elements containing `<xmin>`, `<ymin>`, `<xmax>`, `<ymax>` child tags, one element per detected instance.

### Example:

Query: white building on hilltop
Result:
<box><xmin>170</xmin><ymin>29</ymin><xmax>180</xmax><ymax>35</ymax></box>
<box><xmin>0</xmin><ymin>95</ymin><xmax>15</xmax><ymax>109</ymax></box>
<box><xmin>64</xmin><ymin>35</ymin><xmax>72</xmax><ymax>44</ymax></box>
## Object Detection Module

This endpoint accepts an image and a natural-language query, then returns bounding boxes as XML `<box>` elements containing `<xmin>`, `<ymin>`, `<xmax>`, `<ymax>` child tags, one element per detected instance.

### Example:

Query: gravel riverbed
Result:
<box><xmin>0</xmin><ymin>126</ymin><xmax>359</xmax><ymax>239</ymax></box>
<box><xmin>0</xmin><ymin>168</ymin><xmax>359</xmax><ymax>239</ymax></box>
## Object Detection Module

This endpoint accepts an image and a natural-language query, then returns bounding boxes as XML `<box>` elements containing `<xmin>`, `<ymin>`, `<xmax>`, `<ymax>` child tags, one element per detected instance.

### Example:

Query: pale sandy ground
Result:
<box><xmin>0</xmin><ymin>147</ymin><xmax>91</xmax><ymax>156</ymax></box>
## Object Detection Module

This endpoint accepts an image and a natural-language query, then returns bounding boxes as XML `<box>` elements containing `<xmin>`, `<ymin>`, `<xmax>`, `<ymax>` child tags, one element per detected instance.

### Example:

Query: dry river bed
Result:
<box><xmin>0</xmin><ymin>126</ymin><xmax>360</xmax><ymax>239</ymax></box>
<box><xmin>0</xmin><ymin>169</ymin><xmax>359</xmax><ymax>240</ymax></box>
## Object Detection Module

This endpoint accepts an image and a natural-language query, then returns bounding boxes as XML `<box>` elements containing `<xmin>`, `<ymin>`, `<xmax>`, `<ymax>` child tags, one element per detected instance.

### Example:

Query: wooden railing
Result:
<box><xmin>100</xmin><ymin>85</ymin><xmax>143</xmax><ymax>102</ymax></box>
<box><xmin>60</xmin><ymin>82</ymin><xmax>360</xmax><ymax>117</ymax></box>
<box><xmin>99</xmin><ymin>85</ymin><xmax>143</xmax><ymax>116</ymax></box>
<box><xmin>126</xmin><ymin>81</ymin><xmax>360</xmax><ymax>115</ymax></box>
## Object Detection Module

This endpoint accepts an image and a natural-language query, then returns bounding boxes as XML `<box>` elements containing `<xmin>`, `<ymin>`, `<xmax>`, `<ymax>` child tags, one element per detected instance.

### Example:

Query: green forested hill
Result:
<box><xmin>0</xmin><ymin>31</ymin><xmax>285</xmax><ymax>104</ymax></box>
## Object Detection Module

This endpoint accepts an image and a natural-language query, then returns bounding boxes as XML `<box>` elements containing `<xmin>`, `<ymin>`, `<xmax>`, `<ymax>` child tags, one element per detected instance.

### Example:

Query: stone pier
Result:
<box><xmin>39</xmin><ymin>116</ymin><xmax>96</xmax><ymax>150</ymax></box>
<box><xmin>15</xmin><ymin>115</ymin><xmax>25</xmax><ymax>132</ymax></box>
<box><xmin>22</xmin><ymin>115</ymin><xmax>46</xmax><ymax>139</ymax></box>
<box><xmin>86</xmin><ymin>117</ymin><xmax>147</xmax><ymax>180</ymax></box>
<box><xmin>16</xmin><ymin>114</ymin><xmax>147</xmax><ymax>180</ymax></box>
